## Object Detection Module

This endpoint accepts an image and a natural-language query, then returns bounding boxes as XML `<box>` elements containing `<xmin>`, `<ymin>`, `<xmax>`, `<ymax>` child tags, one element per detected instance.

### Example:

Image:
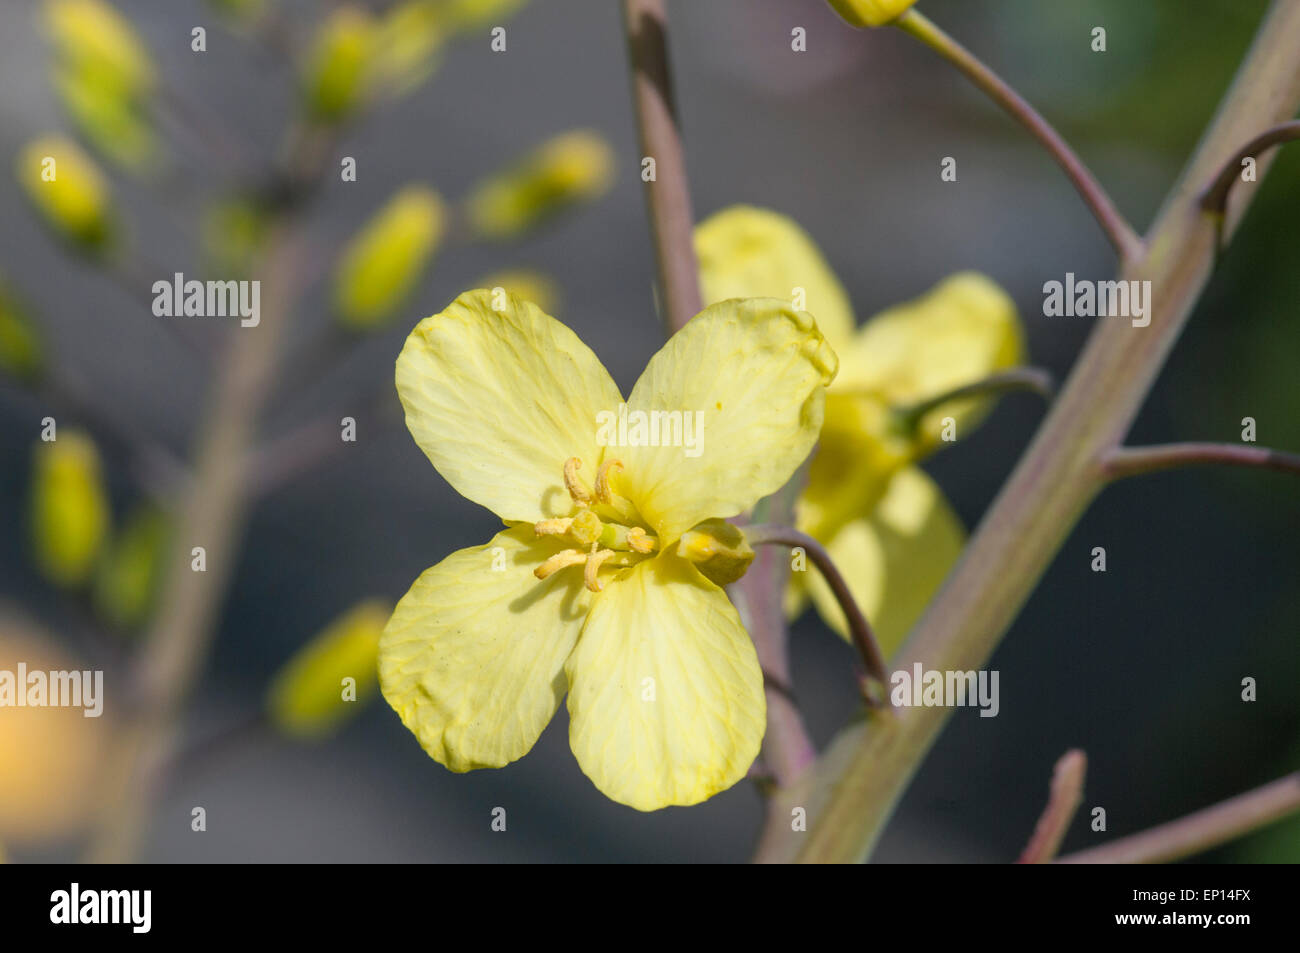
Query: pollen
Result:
<box><xmin>563</xmin><ymin>457</ymin><xmax>592</xmax><ymax>505</ymax></box>
<box><xmin>594</xmin><ymin>458</ymin><xmax>624</xmax><ymax>502</ymax></box>
<box><xmin>534</xmin><ymin>549</ymin><xmax>587</xmax><ymax>581</ymax></box>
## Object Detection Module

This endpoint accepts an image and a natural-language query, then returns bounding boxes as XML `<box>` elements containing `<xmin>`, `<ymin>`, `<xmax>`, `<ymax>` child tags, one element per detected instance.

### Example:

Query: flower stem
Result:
<box><xmin>1018</xmin><ymin>750</ymin><xmax>1087</xmax><ymax>864</ymax></box>
<box><xmin>622</xmin><ymin>0</ymin><xmax>703</xmax><ymax>334</ymax></box>
<box><xmin>1056</xmin><ymin>771</ymin><xmax>1300</xmax><ymax>864</ymax></box>
<box><xmin>891</xmin><ymin>366</ymin><xmax>1054</xmax><ymax>433</ymax></box>
<box><xmin>756</xmin><ymin>0</ymin><xmax>1300</xmax><ymax>865</ymax></box>
<box><xmin>1103</xmin><ymin>442</ymin><xmax>1300</xmax><ymax>482</ymax></box>
<box><xmin>1200</xmin><ymin>119</ymin><xmax>1300</xmax><ymax>215</ymax></box>
<box><xmin>894</xmin><ymin>9</ymin><xmax>1142</xmax><ymax>263</ymax></box>
<box><xmin>745</xmin><ymin>524</ymin><xmax>889</xmax><ymax>691</ymax></box>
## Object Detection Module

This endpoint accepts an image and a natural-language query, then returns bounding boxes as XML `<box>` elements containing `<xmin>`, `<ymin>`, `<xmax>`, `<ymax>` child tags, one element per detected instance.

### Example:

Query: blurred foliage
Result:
<box><xmin>29</xmin><ymin>430</ymin><xmax>110</xmax><ymax>589</ymax></box>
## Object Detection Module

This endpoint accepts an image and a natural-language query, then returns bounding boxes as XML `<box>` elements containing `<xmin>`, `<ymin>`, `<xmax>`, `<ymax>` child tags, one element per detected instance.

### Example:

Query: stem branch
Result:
<box><xmin>1104</xmin><ymin>442</ymin><xmax>1300</xmax><ymax>482</ymax></box>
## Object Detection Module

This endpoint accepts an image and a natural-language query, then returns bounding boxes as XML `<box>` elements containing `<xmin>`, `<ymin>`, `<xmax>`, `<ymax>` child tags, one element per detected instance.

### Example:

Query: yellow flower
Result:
<box><xmin>30</xmin><ymin>430</ymin><xmax>110</xmax><ymax>588</ymax></box>
<box><xmin>381</xmin><ymin>290</ymin><xmax>837</xmax><ymax>809</ymax></box>
<box><xmin>697</xmin><ymin>206</ymin><xmax>1023</xmax><ymax>654</ymax></box>
<box><xmin>301</xmin><ymin>6</ymin><xmax>377</xmax><ymax>122</ymax></box>
<box><xmin>465</xmin><ymin>130</ymin><xmax>614</xmax><ymax>240</ymax></box>
<box><xmin>334</xmin><ymin>185</ymin><xmax>447</xmax><ymax>330</ymax></box>
<box><xmin>825</xmin><ymin>0</ymin><xmax>918</xmax><ymax>29</ymax></box>
<box><xmin>17</xmin><ymin>136</ymin><xmax>115</xmax><ymax>253</ymax></box>
<box><xmin>42</xmin><ymin>0</ymin><xmax>154</xmax><ymax>98</ymax></box>
<box><xmin>268</xmin><ymin>600</ymin><xmax>392</xmax><ymax>739</ymax></box>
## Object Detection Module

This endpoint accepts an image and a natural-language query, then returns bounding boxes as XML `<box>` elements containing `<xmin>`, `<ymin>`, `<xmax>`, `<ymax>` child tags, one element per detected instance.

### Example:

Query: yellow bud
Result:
<box><xmin>473</xmin><ymin>268</ymin><xmax>561</xmax><ymax>316</ymax></box>
<box><xmin>375</xmin><ymin>1</ymin><xmax>447</xmax><ymax>95</ymax></box>
<box><xmin>267</xmin><ymin>600</ymin><xmax>392</xmax><ymax>739</ymax></box>
<box><xmin>334</xmin><ymin>185</ymin><xmax>446</xmax><ymax>330</ymax></box>
<box><xmin>206</xmin><ymin>0</ymin><xmax>267</xmax><ymax>22</ymax></box>
<box><xmin>0</xmin><ymin>281</ymin><xmax>43</xmax><ymax>383</ymax></box>
<box><xmin>825</xmin><ymin>0</ymin><xmax>917</xmax><ymax>28</ymax></box>
<box><xmin>301</xmin><ymin>6</ymin><xmax>378</xmax><ymax>122</ymax></box>
<box><xmin>466</xmin><ymin>129</ymin><xmax>614</xmax><ymax>240</ymax></box>
<box><xmin>93</xmin><ymin>504</ymin><xmax>169</xmax><ymax>629</ymax></box>
<box><xmin>17</xmin><ymin>136</ymin><xmax>114</xmax><ymax>253</ymax></box>
<box><xmin>30</xmin><ymin>430</ymin><xmax>110</xmax><ymax>588</ymax></box>
<box><xmin>43</xmin><ymin>0</ymin><xmax>155</xmax><ymax>97</ymax></box>
<box><xmin>52</xmin><ymin>63</ymin><xmax>156</xmax><ymax>171</ymax></box>
<box><xmin>441</xmin><ymin>0</ymin><xmax>529</xmax><ymax>31</ymax></box>
<box><xmin>202</xmin><ymin>197</ymin><xmax>270</xmax><ymax>277</ymax></box>
<box><xmin>0</xmin><ymin>620</ymin><xmax>113</xmax><ymax>845</ymax></box>
<box><xmin>677</xmin><ymin>519</ymin><xmax>755</xmax><ymax>587</ymax></box>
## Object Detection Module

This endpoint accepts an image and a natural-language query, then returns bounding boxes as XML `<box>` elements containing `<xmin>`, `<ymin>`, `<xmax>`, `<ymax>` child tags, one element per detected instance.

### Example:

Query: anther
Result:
<box><xmin>534</xmin><ymin>549</ymin><xmax>587</xmax><ymax>581</ymax></box>
<box><xmin>594</xmin><ymin>459</ymin><xmax>624</xmax><ymax>503</ymax></box>
<box><xmin>626</xmin><ymin>526</ymin><xmax>656</xmax><ymax>554</ymax></box>
<box><xmin>533</xmin><ymin>518</ymin><xmax>573</xmax><ymax>537</ymax></box>
<box><xmin>584</xmin><ymin>548</ymin><xmax>615</xmax><ymax>592</ymax></box>
<box><xmin>563</xmin><ymin>457</ymin><xmax>593</xmax><ymax>505</ymax></box>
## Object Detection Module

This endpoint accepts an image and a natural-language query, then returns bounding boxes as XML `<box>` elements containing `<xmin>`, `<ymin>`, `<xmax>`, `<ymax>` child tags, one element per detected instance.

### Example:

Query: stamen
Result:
<box><xmin>534</xmin><ymin>549</ymin><xmax>587</xmax><ymax>581</ymax></box>
<box><xmin>584</xmin><ymin>548</ymin><xmax>616</xmax><ymax>592</ymax></box>
<box><xmin>533</xmin><ymin>518</ymin><xmax>574</xmax><ymax>537</ymax></box>
<box><xmin>594</xmin><ymin>459</ymin><xmax>624</xmax><ymax>503</ymax></box>
<box><xmin>563</xmin><ymin>457</ymin><xmax>592</xmax><ymax>505</ymax></box>
<box><xmin>626</xmin><ymin>526</ymin><xmax>656</xmax><ymax>554</ymax></box>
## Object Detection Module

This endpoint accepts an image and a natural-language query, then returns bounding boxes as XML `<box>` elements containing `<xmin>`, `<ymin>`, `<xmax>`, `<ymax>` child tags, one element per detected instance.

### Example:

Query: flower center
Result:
<box><xmin>532</xmin><ymin>457</ymin><xmax>657</xmax><ymax>592</ymax></box>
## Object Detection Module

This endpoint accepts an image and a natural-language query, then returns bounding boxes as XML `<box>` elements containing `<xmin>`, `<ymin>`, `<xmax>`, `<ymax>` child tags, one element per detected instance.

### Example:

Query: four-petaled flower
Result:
<box><xmin>380</xmin><ymin>290</ymin><xmax>837</xmax><ymax>810</ymax></box>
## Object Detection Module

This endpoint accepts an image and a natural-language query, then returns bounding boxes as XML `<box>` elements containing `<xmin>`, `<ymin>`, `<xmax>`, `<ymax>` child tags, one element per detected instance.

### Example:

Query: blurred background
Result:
<box><xmin>0</xmin><ymin>0</ymin><xmax>1296</xmax><ymax>862</ymax></box>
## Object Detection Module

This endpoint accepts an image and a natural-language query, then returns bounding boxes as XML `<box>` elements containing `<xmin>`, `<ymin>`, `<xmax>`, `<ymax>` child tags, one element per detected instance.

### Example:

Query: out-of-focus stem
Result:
<box><xmin>622</xmin><ymin>0</ymin><xmax>702</xmax><ymax>334</ymax></box>
<box><xmin>1018</xmin><ymin>750</ymin><xmax>1087</xmax><ymax>864</ymax></box>
<box><xmin>1057</xmin><ymin>771</ymin><xmax>1300</xmax><ymax>864</ymax></box>
<box><xmin>1200</xmin><ymin>120</ymin><xmax>1300</xmax><ymax>215</ymax></box>
<box><xmin>1103</xmin><ymin>442</ymin><xmax>1300</xmax><ymax>481</ymax></box>
<box><xmin>895</xmin><ymin>9</ymin><xmax>1142</xmax><ymax>263</ymax></box>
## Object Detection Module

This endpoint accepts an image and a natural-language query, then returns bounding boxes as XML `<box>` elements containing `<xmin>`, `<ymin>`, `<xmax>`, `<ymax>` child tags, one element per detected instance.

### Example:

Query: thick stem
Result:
<box><xmin>1057</xmin><ymin>771</ymin><xmax>1300</xmax><ymax>864</ymax></box>
<box><xmin>758</xmin><ymin>0</ymin><xmax>1300</xmax><ymax>864</ymax></box>
<box><xmin>622</xmin><ymin>0</ymin><xmax>702</xmax><ymax>334</ymax></box>
<box><xmin>745</xmin><ymin>524</ymin><xmax>889</xmax><ymax>688</ymax></box>
<box><xmin>895</xmin><ymin>10</ymin><xmax>1142</xmax><ymax>263</ymax></box>
<box><xmin>1104</xmin><ymin>442</ymin><xmax>1300</xmax><ymax>481</ymax></box>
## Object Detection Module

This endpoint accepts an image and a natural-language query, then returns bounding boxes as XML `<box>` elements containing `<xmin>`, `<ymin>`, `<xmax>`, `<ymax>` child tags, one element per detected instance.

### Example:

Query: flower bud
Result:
<box><xmin>825</xmin><ymin>0</ymin><xmax>917</xmax><ymax>29</ymax></box>
<box><xmin>30</xmin><ymin>430</ymin><xmax>110</xmax><ymax>588</ymax></box>
<box><xmin>52</xmin><ymin>63</ymin><xmax>155</xmax><ymax>171</ymax></box>
<box><xmin>677</xmin><ymin>519</ymin><xmax>755</xmax><ymax>587</ymax></box>
<box><xmin>375</xmin><ymin>1</ymin><xmax>448</xmax><ymax>95</ymax></box>
<box><xmin>266</xmin><ymin>600</ymin><xmax>392</xmax><ymax>739</ymax></box>
<box><xmin>301</xmin><ymin>6</ymin><xmax>378</xmax><ymax>123</ymax></box>
<box><xmin>334</xmin><ymin>185</ymin><xmax>447</xmax><ymax>330</ymax></box>
<box><xmin>0</xmin><ymin>281</ymin><xmax>43</xmax><ymax>383</ymax></box>
<box><xmin>466</xmin><ymin>130</ymin><xmax>614</xmax><ymax>240</ymax></box>
<box><xmin>440</xmin><ymin>0</ymin><xmax>529</xmax><ymax>32</ymax></box>
<box><xmin>93</xmin><ymin>504</ymin><xmax>170</xmax><ymax>629</ymax></box>
<box><xmin>472</xmin><ymin>269</ymin><xmax>560</xmax><ymax>316</ymax></box>
<box><xmin>42</xmin><ymin>0</ymin><xmax>155</xmax><ymax>98</ymax></box>
<box><xmin>16</xmin><ymin>136</ymin><xmax>115</xmax><ymax>253</ymax></box>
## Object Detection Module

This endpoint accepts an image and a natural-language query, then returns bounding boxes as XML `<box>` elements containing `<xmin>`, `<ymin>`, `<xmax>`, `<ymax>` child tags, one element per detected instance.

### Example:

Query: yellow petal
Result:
<box><xmin>466</xmin><ymin>130</ymin><xmax>614</xmax><ymax>240</ymax></box>
<box><xmin>379</xmin><ymin>525</ymin><xmax>592</xmax><ymax>771</ymax></box>
<box><xmin>826</xmin><ymin>0</ymin><xmax>917</xmax><ymax>29</ymax></box>
<box><xmin>268</xmin><ymin>599</ymin><xmax>392</xmax><ymax>739</ymax></box>
<box><xmin>836</xmin><ymin>272</ymin><xmax>1024</xmax><ymax>451</ymax></box>
<box><xmin>565</xmin><ymin>552</ymin><xmax>764</xmax><ymax>810</ymax></box>
<box><xmin>30</xmin><ymin>430</ymin><xmax>109</xmax><ymax>588</ymax></box>
<box><xmin>619</xmin><ymin>298</ymin><xmax>837</xmax><ymax>543</ymax></box>
<box><xmin>17</xmin><ymin>136</ymin><xmax>114</xmax><ymax>253</ymax></box>
<box><xmin>696</xmin><ymin>205</ymin><xmax>856</xmax><ymax>356</ymax></box>
<box><xmin>301</xmin><ymin>5</ymin><xmax>377</xmax><ymax>122</ymax></box>
<box><xmin>804</xmin><ymin>467</ymin><xmax>964</xmax><ymax>657</ymax></box>
<box><xmin>43</xmin><ymin>0</ymin><xmax>155</xmax><ymax>98</ymax></box>
<box><xmin>396</xmin><ymin>289</ymin><xmax>623</xmax><ymax>523</ymax></box>
<box><xmin>334</xmin><ymin>184</ymin><xmax>446</xmax><ymax>330</ymax></box>
<box><xmin>798</xmin><ymin>390</ymin><xmax>911</xmax><ymax>543</ymax></box>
